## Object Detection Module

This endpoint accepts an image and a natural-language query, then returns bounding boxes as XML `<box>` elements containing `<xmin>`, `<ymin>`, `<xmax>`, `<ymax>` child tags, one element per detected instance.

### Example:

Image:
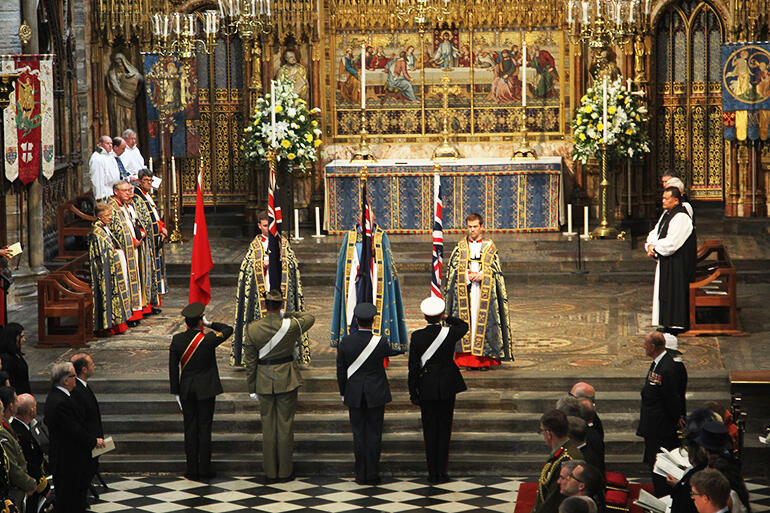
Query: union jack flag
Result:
<box><xmin>351</xmin><ymin>182</ymin><xmax>374</xmax><ymax>333</ymax></box>
<box><xmin>267</xmin><ymin>163</ymin><xmax>282</xmax><ymax>291</ymax></box>
<box><xmin>431</xmin><ymin>173</ymin><xmax>443</xmax><ymax>298</ymax></box>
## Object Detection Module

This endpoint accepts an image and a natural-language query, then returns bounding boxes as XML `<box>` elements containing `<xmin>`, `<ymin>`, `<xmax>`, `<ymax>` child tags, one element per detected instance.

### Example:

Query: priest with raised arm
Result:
<box><xmin>445</xmin><ymin>213</ymin><xmax>513</xmax><ymax>369</ymax></box>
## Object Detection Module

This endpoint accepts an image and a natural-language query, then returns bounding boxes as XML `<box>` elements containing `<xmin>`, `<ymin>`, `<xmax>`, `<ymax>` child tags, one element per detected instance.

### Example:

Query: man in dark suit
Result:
<box><xmin>12</xmin><ymin>393</ymin><xmax>48</xmax><ymax>511</ymax></box>
<box><xmin>663</xmin><ymin>333</ymin><xmax>688</xmax><ymax>421</ymax></box>
<box><xmin>70</xmin><ymin>353</ymin><xmax>103</xmax><ymax>496</ymax></box>
<box><xmin>44</xmin><ymin>362</ymin><xmax>104</xmax><ymax>513</ymax></box>
<box><xmin>408</xmin><ymin>297</ymin><xmax>468</xmax><ymax>484</ymax></box>
<box><xmin>244</xmin><ymin>289</ymin><xmax>316</xmax><ymax>483</ymax></box>
<box><xmin>637</xmin><ymin>331</ymin><xmax>683</xmax><ymax>497</ymax></box>
<box><xmin>169</xmin><ymin>302</ymin><xmax>233</xmax><ymax>480</ymax></box>
<box><xmin>336</xmin><ymin>303</ymin><xmax>401</xmax><ymax>485</ymax></box>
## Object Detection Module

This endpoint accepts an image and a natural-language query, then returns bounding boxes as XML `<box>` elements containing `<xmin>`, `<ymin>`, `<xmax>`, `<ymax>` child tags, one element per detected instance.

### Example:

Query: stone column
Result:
<box><xmin>21</xmin><ymin>0</ymin><xmax>46</xmax><ymax>274</ymax></box>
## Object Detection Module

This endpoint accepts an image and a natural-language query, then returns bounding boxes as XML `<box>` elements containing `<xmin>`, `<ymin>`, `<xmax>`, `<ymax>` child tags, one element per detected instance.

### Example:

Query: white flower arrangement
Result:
<box><xmin>242</xmin><ymin>79</ymin><xmax>322</xmax><ymax>173</ymax></box>
<box><xmin>571</xmin><ymin>77</ymin><xmax>650</xmax><ymax>164</ymax></box>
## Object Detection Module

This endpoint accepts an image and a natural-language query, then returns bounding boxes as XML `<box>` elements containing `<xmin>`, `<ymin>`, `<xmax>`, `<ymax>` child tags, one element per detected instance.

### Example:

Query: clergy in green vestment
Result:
<box><xmin>89</xmin><ymin>203</ymin><xmax>131</xmax><ymax>334</ymax></box>
<box><xmin>330</xmin><ymin>222</ymin><xmax>408</xmax><ymax>353</ymax></box>
<box><xmin>445</xmin><ymin>212</ymin><xmax>513</xmax><ymax>368</ymax></box>
<box><xmin>231</xmin><ymin>212</ymin><xmax>309</xmax><ymax>367</ymax></box>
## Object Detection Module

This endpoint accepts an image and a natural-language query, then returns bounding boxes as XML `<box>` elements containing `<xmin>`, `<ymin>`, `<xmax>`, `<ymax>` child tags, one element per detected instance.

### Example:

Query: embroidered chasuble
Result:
<box><xmin>89</xmin><ymin>221</ymin><xmax>131</xmax><ymax>331</ymax></box>
<box><xmin>107</xmin><ymin>196</ymin><xmax>145</xmax><ymax>319</ymax></box>
<box><xmin>133</xmin><ymin>187</ymin><xmax>167</xmax><ymax>306</ymax></box>
<box><xmin>231</xmin><ymin>234</ymin><xmax>309</xmax><ymax>366</ymax></box>
<box><xmin>330</xmin><ymin>225</ymin><xmax>408</xmax><ymax>352</ymax></box>
<box><xmin>445</xmin><ymin>238</ymin><xmax>513</xmax><ymax>366</ymax></box>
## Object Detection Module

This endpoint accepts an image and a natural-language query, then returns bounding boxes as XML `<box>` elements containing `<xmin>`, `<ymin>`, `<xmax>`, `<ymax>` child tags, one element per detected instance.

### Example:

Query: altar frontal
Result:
<box><xmin>325</xmin><ymin>157</ymin><xmax>562</xmax><ymax>233</ymax></box>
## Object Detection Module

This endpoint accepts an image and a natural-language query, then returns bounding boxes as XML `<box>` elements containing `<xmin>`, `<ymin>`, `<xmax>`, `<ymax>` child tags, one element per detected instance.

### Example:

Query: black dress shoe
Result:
<box><xmin>355</xmin><ymin>478</ymin><xmax>367</xmax><ymax>485</ymax></box>
<box><xmin>366</xmin><ymin>476</ymin><xmax>382</xmax><ymax>485</ymax></box>
<box><xmin>264</xmin><ymin>476</ymin><xmax>279</xmax><ymax>484</ymax></box>
<box><xmin>428</xmin><ymin>474</ymin><xmax>440</xmax><ymax>485</ymax></box>
<box><xmin>183</xmin><ymin>472</ymin><xmax>199</xmax><ymax>480</ymax></box>
<box><xmin>199</xmin><ymin>471</ymin><xmax>217</xmax><ymax>480</ymax></box>
<box><xmin>151</xmin><ymin>307</ymin><xmax>162</xmax><ymax>315</ymax></box>
<box><xmin>127</xmin><ymin>320</ymin><xmax>139</xmax><ymax>327</ymax></box>
<box><xmin>278</xmin><ymin>473</ymin><xmax>295</xmax><ymax>483</ymax></box>
<box><xmin>438</xmin><ymin>474</ymin><xmax>451</xmax><ymax>483</ymax></box>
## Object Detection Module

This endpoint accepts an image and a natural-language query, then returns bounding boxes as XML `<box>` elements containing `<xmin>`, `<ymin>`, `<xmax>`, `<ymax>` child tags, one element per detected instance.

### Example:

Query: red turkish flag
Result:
<box><xmin>189</xmin><ymin>169</ymin><xmax>213</xmax><ymax>305</ymax></box>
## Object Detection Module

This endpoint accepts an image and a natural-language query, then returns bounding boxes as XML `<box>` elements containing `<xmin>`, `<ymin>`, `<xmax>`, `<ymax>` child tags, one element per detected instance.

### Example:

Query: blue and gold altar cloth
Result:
<box><xmin>325</xmin><ymin>157</ymin><xmax>563</xmax><ymax>234</ymax></box>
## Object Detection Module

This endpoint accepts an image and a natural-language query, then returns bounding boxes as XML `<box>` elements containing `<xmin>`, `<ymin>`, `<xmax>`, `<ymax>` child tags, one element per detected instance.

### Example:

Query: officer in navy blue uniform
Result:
<box><xmin>169</xmin><ymin>302</ymin><xmax>233</xmax><ymax>480</ymax></box>
<box><xmin>336</xmin><ymin>303</ymin><xmax>400</xmax><ymax>485</ymax></box>
<box><xmin>408</xmin><ymin>297</ymin><xmax>468</xmax><ymax>484</ymax></box>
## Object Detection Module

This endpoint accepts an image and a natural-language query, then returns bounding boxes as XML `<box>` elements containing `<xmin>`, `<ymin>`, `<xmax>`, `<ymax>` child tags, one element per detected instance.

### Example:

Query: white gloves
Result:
<box><xmin>175</xmin><ymin>395</ymin><xmax>182</xmax><ymax>411</ymax></box>
<box><xmin>249</xmin><ymin>393</ymin><xmax>258</xmax><ymax>401</ymax></box>
<box><xmin>202</xmin><ymin>316</ymin><xmax>212</xmax><ymax>327</ymax></box>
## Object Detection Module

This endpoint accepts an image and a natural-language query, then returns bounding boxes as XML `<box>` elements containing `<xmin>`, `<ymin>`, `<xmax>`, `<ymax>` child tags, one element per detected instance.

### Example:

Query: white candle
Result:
<box><xmin>644</xmin><ymin>0</ymin><xmax>650</xmax><ymax>15</ymax></box>
<box><xmin>595</xmin><ymin>0</ymin><xmax>601</xmax><ymax>17</ymax></box>
<box><xmin>567</xmin><ymin>1</ymin><xmax>573</xmax><ymax>23</ymax></box>
<box><xmin>314</xmin><ymin>206</ymin><xmax>322</xmax><ymax>236</ymax></box>
<box><xmin>271</xmin><ymin>80</ymin><xmax>276</xmax><ymax>146</ymax></box>
<box><xmin>171</xmin><ymin>156</ymin><xmax>178</xmax><ymax>194</ymax></box>
<box><xmin>627</xmin><ymin>77</ymin><xmax>632</xmax><ymax>92</ymax></box>
<box><xmin>567</xmin><ymin>203</ymin><xmax>573</xmax><ymax>234</ymax></box>
<box><xmin>316</xmin><ymin>0</ymin><xmax>320</xmax><ymax>35</ymax></box>
<box><xmin>266</xmin><ymin>0</ymin><xmax>271</xmax><ymax>16</ymax></box>
<box><xmin>294</xmin><ymin>209</ymin><xmax>301</xmax><ymax>239</ymax></box>
<box><xmin>361</xmin><ymin>44</ymin><xmax>366</xmax><ymax>109</ymax></box>
<box><xmin>602</xmin><ymin>76</ymin><xmax>608</xmax><ymax>141</ymax></box>
<box><xmin>522</xmin><ymin>38</ymin><xmax>527</xmax><ymax>107</ymax></box>
<box><xmin>581</xmin><ymin>1</ymin><xmax>589</xmax><ymax>23</ymax></box>
<box><xmin>149</xmin><ymin>157</ymin><xmax>153</xmax><ymax>173</ymax></box>
<box><xmin>584</xmin><ymin>206</ymin><xmax>589</xmax><ymax>236</ymax></box>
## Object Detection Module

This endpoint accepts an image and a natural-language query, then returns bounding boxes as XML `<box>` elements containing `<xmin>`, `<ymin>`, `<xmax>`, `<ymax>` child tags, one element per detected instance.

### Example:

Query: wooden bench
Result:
<box><xmin>56</xmin><ymin>197</ymin><xmax>96</xmax><ymax>260</ymax></box>
<box><xmin>37</xmin><ymin>253</ymin><xmax>94</xmax><ymax>348</ymax></box>
<box><xmin>683</xmin><ymin>240</ymin><xmax>746</xmax><ymax>336</ymax></box>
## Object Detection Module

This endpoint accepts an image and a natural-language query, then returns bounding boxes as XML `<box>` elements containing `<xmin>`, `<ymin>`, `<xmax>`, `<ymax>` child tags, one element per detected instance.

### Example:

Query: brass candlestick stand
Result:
<box><xmin>351</xmin><ymin>109</ymin><xmax>377</xmax><ymax>162</ymax></box>
<box><xmin>511</xmin><ymin>106</ymin><xmax>537</xmax><ymax>159</ymax></box>
<box><xmin>591</xmin><ymin>142</ymin><xmax>618</xmax><ymax>239</ymax></box>
<box><xmin>168</xmin><ymin>159</ymin><xmax>183</xmax><ymax>243</ymax></box>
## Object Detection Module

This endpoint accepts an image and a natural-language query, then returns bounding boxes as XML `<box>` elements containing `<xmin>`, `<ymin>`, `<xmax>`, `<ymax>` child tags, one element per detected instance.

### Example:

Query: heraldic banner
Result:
<box><xmin>1</xmin><ymin>54</ymin><xmax>54</xmax><ymax>184</ymax></box>
<box><xmin>142</xmin><ymin>53</ymin><xmax>200</xmax><ymax>161</ymax></box>
<box><xmin>721</xmin><ymin>42</ymin><xmax>770</xmax><ymax>141</ymax></box>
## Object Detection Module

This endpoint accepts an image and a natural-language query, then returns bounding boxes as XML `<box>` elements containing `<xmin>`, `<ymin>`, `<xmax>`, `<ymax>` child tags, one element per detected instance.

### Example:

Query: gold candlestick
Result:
<box><xmin>168</xmin><ymin>161</ymin><xmax>183</xmax><ymax>243</ymax></box>
<box><xmin>590</xmin><ymin>142</ymin><xmax>618</xmax><ymax>239</ymax></box>
<box><xmin>432</xmin><ymin>73</ymin><xmax>462</xmax><ymax>161</ymax></box>
<box><xmin>511</xmin><ymin>106</ymin><xmax>537</xmax><ymax>160</ymax></box>
<box><xmin>350</xmin><ymin>109</ymin><xmax>377</xmax><ymax>162</ymax></box>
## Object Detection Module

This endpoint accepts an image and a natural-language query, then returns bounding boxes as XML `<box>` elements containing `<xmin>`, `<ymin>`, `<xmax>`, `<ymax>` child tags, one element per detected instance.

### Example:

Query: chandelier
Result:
<box><xmin>217</xmin><ymin>0</ymin><xmax>274</xmax><ymax>39</ymax></box>
<box><xmin>565</xmin><ymin>0</ymin><xmax>648</xmax><ymax>47</ymax></box>
<box><xmin>150</xmin><ymin>10</ymin><xmax>220</xmax><ymax>59</ymax></box>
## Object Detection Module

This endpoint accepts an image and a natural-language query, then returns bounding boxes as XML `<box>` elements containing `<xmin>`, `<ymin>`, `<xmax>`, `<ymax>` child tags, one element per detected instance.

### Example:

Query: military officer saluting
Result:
<box><xmin>169</xmin><ymin>302</ymin><xmax>233</xmax><ymax>480</ymax></box>
<box><xmin>408</xmin><ymin>296</ymin><xmax>468</xmax><ymax>484</ymax></box>
<box><xmin>244</xmin><ymin>289</ymin><xmax>315</xmax><ymax>484</ymax></box>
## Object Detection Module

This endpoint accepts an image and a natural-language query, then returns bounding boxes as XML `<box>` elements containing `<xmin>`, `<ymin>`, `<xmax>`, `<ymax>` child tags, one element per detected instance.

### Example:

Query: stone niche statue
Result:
<box><xmin>107</xmin><ymin>53</ymin><xmax>144</xmax><ymax>135</ymax></box>
<box><xmin>275</xmin><ymin>49</ymin><xmax>309</xmax><ymax>102</ymax></box>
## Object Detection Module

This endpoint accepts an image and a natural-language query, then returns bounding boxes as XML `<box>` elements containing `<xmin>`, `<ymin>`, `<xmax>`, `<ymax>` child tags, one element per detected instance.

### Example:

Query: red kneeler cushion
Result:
<box><xmin>513</xmin><ymin>482</ymin><xmax>539</xmax><ymax>513</ymax></box>
<box><xmin>606</xmin><ymin>489</ymin><xmax>630</xmax><ymax>511</ymax></box>
<box><xmin>605</xmin><ymin>471</ymin><xmax>629</xmax><ymax>490</ymax></box>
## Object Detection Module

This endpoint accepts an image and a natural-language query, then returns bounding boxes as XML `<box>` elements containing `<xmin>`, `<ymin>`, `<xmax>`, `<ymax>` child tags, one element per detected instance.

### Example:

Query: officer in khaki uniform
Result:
<box><xmin>244</xmin><ymin>289</ymin><xmax>315</xmax><ymax>483</ymax></box>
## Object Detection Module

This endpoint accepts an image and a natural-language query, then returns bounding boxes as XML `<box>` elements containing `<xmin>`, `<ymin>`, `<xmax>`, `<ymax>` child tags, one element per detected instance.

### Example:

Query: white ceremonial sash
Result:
<box><xmin>347</xmin><ymin>335</ymin><xmax>381</xmax><ymax>379</ymax></box>
<box><xmin>259</xmin><ymin>318</ymin><xmax>292</xmax><ymax>360</ymax></box>
<box><xmin>421</xmin><ymin>326</ymin><xmax>450</xmax><ymax>368</ymax></box>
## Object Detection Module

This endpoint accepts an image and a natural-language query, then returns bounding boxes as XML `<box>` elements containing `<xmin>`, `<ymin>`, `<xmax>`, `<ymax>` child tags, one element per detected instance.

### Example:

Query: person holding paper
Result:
<box><xmin>44</xmin><ymin>362</ymin><xmax>104</xmax><ymax>513</ymax></box>
<box><xmin>637</xmin><ymin>331</ymin><xmax>683</xmax><ymax>497</ymax></box>
<box><xmin>336</xmin><ymin>303</ymin><xmax>401</xmax><ymax>485</ymax></box>
<box><xmin>169</xmin><ymin>303</ymin><xmax>233</xmax><ymax>480</ymax></box>
<box><xmin>407</xmin><ymin>297</ymin><xmax>468</xmax><ymax>484</ymax></box>
<box><xmin>243</xmin><ymin>289</ymin><xmax>315</xmax><ymax>484</ymax></box>
<box><xmin>70</xmin><ymin>353</ymin><xmax>104</xmax><ymax>494</ymax></box>
<box><xmin>121</xmin><ymin>129</ymin><xmax>145</xmax><ymax>175</ymax></box>
<box><xmin>445</xmin><ymin>213</ymin><xmax>513</xmax><ymax>369</ymax></box>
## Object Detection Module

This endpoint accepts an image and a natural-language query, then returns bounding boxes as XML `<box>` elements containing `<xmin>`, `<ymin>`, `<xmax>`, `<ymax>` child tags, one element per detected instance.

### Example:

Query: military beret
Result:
<box><xmin>264</xmin><ymin>289</ymin><xmax>284</xmax><ymax>302</ymax></box>
<box><xmin>354</xmin><ymin>302</ymin><xmax>377</xmax><ymax>320</ymax></box>
<box><xmin>420</xmin><ymin>296</ymin><xmax>445</xmax><ymax>317</ymax></box>
<box><xmin>181</xmin><ymin>302</ymin><xmax>205</xmax><ymax>318</ymax></box>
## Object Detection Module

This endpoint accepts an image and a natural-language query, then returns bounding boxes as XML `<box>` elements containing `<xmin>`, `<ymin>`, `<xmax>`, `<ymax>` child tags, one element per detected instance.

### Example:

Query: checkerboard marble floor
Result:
<box><xmin>89</xmin><ymin>475</ymin><xmax>770</xmax><ymax>513</ymax></box>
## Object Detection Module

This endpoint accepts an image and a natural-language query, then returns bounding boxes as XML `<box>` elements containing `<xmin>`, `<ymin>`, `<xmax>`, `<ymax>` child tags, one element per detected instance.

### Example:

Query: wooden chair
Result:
<box><xmin>37</xmin><ymin>273</ymin><xmax>93</xmax><ymax>348</ymax></box>
<box><xmin>56</xmin><ymin>197</ymin><xmax>96</xmax><ymax>260</ymax></box>
<box><xmin>684</xmin><ymin>240</ymin><xmax>746</xmax><ymax>336</ymax></box>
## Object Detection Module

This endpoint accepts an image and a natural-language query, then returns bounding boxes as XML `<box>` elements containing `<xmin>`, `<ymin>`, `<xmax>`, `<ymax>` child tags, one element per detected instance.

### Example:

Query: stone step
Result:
<box><xmin>98</xmin><ymin>451</ymin><xmax>650</xmax><ymax>477</ymax></box>
<box><xmin>46</xmin><ymin>370</ymin><xmax>728</xmax><ymax>396</ymax></box>
<box><xmin>92</xmin><ymin>389</ymin><xmax>730</xmax><ymax>416</ymax></box>
<box><xmin>102</xmin><ymin>411</ymin><xmax>647</xmax><ymax>434</ymax></box>
<box><xmin>104</xmin><ymin>431</ymin><xmax>647</xmax><ymax>457</ymax></box>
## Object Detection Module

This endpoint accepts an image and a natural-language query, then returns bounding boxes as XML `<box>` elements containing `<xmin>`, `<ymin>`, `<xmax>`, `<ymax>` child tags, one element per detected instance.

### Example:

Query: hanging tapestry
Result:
<box><xmin>721</xmin><ymin>42</ymin><xmax>770</xmax><ymax>141</ymax></box>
